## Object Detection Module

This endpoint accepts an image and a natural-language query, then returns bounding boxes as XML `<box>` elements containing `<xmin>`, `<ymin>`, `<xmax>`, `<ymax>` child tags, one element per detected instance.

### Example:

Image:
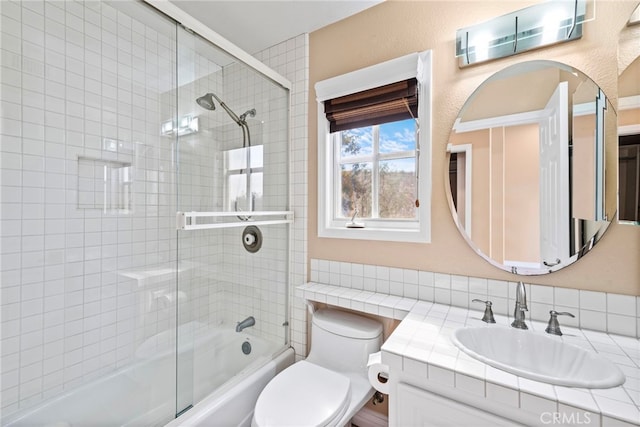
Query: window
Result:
<box><xmin>224</xmin><ymin>145</ymin><xmax>263</xmax><ymax>212</ymax></box>
<box><xmin>315</xmin><ymin>51</ymin><xmax>432</xmax><ymax>242</ymax></box>
<box><xmin>337</xmin><ymin>120</ymin><xmax>417</xmax><ymax>222</ymax></box>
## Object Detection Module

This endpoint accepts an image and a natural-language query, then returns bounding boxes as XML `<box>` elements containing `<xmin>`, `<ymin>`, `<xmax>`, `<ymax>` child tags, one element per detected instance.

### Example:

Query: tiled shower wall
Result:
<box><xmin>0</xmin><ymin>0</ymin><xmax>179</xmax><ymax>416</ymax></box>
<box><xmin>0</xmin><ymin>0</ymin><xmax>296</xmax><ymax>418</ymax></box>
<box><xmin>254</xmin><ymin>34</ymin><xmax>310</xmax><ymax>359</ymax></box>
<box><xmin>215</xmin><ymin>54</ymin><xmax>290</xmax><ymax>344</ymax></box>
<box><xmin>189</xmin><ymin>33</ymin><xmax>309</xmax><ymax>353</ymax></box>
<box><xmin>172</xmin><ymin>35</ymin><xmax>292</xmax><ymax>345</ymax></box>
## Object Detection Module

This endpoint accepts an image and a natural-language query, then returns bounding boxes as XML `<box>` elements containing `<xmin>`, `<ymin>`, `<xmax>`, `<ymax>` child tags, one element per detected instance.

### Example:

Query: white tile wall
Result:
<box><xmin>1</xmin><ymin>0</ymin><xmax>296</xmax><ymax>419</ymax></box>
<box><xmin>308</xmin><ymin>259</ymin><xmax>640</xmax><ymax>338</ymax></box>
<box><xmin>254</xmin><ymin>33</ymin><xmax>309</xmax><ymax>359</ymax></box>
<box><xmin>0</xmin><ymin>0</ymin><xmax>182</xmax><ymax>416</ymax></box>
<box><xmin>173</xmin><ymin>27</ymin><xmax>291</xmax><ymax>346</ymax></box>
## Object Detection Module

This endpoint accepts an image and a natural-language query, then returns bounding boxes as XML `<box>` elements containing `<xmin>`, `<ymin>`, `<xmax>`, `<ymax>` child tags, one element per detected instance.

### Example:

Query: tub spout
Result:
<box><xmin>236</xmin><ymin>316</ymin><xmax>255</xmax><ymax>332</ymax></box>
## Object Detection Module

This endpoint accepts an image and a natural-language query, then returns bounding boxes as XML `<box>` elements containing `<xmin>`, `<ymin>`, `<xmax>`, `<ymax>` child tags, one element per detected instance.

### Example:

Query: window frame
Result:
<box><xmin>315</xmin><ymin>50</ymin><xmax>432</xmax><ymax>242</ymax></box>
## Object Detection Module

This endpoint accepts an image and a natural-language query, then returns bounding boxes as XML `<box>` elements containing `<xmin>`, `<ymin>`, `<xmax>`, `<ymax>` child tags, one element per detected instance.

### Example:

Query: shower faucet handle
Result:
<box><xmin>471</xmin><ymin>299</ymin><xmax>496</xmax><ymax>323</ymax></box>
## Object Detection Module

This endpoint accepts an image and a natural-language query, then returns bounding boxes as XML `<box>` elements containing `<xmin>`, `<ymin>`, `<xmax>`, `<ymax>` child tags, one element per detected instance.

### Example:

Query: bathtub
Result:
<box><xmin>166</xmin><ymin>347</ymin><xmax>294</xmax><ymax>427</ymax></box>
<box><xmin>3</xmin><ymin>325</ymin><xmax>294</xmax><ymax>427</ymax></box>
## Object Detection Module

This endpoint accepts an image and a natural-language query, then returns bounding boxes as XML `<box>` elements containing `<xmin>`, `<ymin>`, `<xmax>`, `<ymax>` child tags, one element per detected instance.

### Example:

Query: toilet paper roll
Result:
<box><xmin>367</xmin><ymin>351</ymin><xmax>390</xmax><ymax>394</ymax></box>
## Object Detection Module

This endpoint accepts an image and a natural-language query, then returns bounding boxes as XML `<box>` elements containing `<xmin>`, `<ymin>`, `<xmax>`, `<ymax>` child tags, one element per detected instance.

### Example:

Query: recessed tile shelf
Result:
<box><xmin>77</xmin><ymin>156</ymin><xmax>132</xmax><ymax>213</ymax></box>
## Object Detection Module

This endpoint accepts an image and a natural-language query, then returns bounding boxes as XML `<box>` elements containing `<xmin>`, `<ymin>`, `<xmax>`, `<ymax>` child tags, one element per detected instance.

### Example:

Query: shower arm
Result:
<box><xmin>211</xmin><ymin>93</ymin><xmax>242</xmax><ymax>125</ymax></box>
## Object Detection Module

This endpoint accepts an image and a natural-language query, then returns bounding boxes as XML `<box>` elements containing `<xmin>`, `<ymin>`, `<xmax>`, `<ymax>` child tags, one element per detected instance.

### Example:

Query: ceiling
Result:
<box><xmin>169</xmin><ymin>0</ymin><xmax>383</xmax><ymax>54</ymax></box>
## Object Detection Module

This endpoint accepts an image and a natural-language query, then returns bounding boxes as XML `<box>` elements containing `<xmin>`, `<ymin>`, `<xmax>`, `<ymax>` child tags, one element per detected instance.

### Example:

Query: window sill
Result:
<box><xmin>318</xmin><ymin>225</ymin><xmax>429</xmax><ymax>243</ymax></box>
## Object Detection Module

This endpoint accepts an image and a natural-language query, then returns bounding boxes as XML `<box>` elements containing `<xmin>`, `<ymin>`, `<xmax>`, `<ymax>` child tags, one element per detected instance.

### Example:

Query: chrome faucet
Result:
<box><xmin>511</xmin><ymin>281</ymin><xmax>528</xmax><ymax>330</ymax></box>
<box><xmin>471</xmin><ymin>299</ymin><xmax>496</xmax><ymax>323</ymax></box>
<box><xmin>236</xmin><ymin>316</ymin><xmax>255</xmax><ymax>332</ymax></box>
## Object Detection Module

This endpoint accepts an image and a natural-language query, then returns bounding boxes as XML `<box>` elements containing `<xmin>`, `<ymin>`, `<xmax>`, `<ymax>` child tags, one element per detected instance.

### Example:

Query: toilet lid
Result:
<box><xmin>254</xmin><ymin>361</ymin><xmax>351</xmax><ymax>427</ymax></box>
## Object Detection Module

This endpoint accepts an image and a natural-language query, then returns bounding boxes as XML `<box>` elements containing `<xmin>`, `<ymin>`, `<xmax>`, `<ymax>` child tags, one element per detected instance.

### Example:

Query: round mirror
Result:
<box><xmin>447</xmin><ymin>60</ymin><xmax>616</xmax><ymax>275</ymax></box>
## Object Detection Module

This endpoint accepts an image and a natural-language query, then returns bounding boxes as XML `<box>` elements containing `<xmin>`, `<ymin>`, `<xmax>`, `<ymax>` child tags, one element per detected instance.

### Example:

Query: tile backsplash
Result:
<box><xmin>310</xmin><ymin>259</ymin><xmax>640</xmax><ymax>338</ymax></box>
<box><xmin>254</xmin><ymin>33</ymin><xmax>310</xmax><ymax>361</ymax></box>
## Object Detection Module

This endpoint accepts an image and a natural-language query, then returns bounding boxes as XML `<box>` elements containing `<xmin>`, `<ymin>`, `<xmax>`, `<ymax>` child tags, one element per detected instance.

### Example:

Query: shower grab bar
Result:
<box><xmin>177</xmin><ymin>211</ymin><xmax>294</xmax><ymax>230</ymax></box>
<box><xmin>180</xmin><ymin>211</ymin><xmax>293</xmax><ymax>218</ymax></box>
<box><xmin>179</xmin><ymin>219</ymin><xmax>293</xmax><ymax>231</ymax></box>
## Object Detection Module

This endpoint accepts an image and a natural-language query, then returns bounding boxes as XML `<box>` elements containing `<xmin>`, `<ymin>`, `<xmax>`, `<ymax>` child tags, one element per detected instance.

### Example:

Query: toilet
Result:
<box><xmin>252</xmin><ymin>308</ymin><xmax>383</xmax><ymax>427</ymax></box>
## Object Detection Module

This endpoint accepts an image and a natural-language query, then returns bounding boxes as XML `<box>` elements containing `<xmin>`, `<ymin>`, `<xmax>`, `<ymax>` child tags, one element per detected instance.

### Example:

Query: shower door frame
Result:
<box><xmin>143</xmin><ymin>0</ymin><xmax>291</xmax><ymax>92</ymax></box>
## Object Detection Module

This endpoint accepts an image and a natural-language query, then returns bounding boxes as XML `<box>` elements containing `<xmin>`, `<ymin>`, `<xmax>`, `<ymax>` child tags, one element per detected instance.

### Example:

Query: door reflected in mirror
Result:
<box><xmin>447</xmin><ymin>61</ymin><xmax>616</xmax><ymax>275</ymax></box>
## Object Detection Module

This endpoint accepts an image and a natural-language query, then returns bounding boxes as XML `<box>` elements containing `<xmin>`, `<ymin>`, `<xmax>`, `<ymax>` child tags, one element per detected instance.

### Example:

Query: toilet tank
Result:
<box><xmin>306</xmin><ymin>308</ymin><xmax>383</xmax><ymax>374</ymax></box>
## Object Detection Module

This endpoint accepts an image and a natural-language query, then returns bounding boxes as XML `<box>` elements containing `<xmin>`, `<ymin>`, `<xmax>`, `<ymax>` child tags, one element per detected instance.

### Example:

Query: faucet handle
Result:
<box><xmin>545</xmin><ymin>310</ymin><xmax>575</xmax><ymax>336</ymax></box>
<box><xmin>471</xmin><ymin>299</ymin><xmax>496</xmax><ymax>323</ymax></box>
<box><xmin>550</xmin><ymin>310</ymin><xmax>575</xmax><ymax>317</ymax></box>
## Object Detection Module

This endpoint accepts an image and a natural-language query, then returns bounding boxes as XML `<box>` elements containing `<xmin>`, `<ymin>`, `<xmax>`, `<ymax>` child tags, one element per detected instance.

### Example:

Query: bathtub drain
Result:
<box><xmin>241</xmin><ymin>341</ymin><xmax>252</xmax><ymax>355</ymax></box>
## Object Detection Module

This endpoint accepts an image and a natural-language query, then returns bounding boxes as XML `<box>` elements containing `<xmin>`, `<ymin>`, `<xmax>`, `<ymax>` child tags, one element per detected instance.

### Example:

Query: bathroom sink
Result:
<box><xmin>451</xmin><ymin>326</ymin><xmax>625</xmax><ymax>388</ymax></box>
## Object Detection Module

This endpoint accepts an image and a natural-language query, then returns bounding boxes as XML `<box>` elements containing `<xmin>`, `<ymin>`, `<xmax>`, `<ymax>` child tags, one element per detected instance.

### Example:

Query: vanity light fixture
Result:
<box><xmin>455</xmin><ymin>0</ymin><xmax>593</xmax><ymax>67</ymax></box>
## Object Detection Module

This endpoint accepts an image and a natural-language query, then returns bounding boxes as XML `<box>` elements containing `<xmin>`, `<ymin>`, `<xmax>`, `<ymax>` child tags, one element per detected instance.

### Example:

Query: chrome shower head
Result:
<box><xmin>196</xmin><ymin>93</ymin><xmax>216</xmax><ymax>110</ymax></box>
<box><xmin>196</xmin><ymin>93</ymin><xmax>250</xmax><ymax>127</ymax></box>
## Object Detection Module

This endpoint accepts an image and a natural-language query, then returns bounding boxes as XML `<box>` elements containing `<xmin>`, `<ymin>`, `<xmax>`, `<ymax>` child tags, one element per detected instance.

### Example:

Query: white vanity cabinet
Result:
<box><xmin>395</xmin><ymin>382</ymin><xmax>522</xmax><ymax>427</ymax></box>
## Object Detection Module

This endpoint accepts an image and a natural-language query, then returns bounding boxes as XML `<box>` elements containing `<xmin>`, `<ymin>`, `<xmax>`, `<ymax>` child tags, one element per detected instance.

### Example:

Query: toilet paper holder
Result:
<box><xmin>367</xmin><ymin>351</ymin><xmax>390</xmax><ymax>395</ymax></box>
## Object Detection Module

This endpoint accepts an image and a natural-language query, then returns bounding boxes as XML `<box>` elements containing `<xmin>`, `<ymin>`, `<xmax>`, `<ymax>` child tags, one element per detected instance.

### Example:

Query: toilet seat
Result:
<box><xmin>253</xmin><ymin>361</ymin><xmax>351</xmax><ymax>427</ymax></box>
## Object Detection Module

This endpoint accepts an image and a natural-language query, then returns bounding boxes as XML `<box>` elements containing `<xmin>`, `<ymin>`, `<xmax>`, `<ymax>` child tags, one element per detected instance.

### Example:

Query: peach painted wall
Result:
<box><xmin>504</xmin><ymin>124</ymin><xmax>540</xmax><ymax>264</ymax></box>
<box><xmin>462</xmin><ymin>67</ymin><xmax>560</xmax><ymax>120</ymax></box>
<box><xmin>450</xmin><ymin>124</ymin><xmax>540</xmax><ymax>265</ymax></box>
<box><xmin>620</xmin><ymin>108</ymin><xmax>640</xmax><ymax>127</ymax></box>
<box><xmin>619</xmin><ymin>56</ymin><xmax>640</xmax><ymax>98</ymax></box>
<box><xmin>309</xmin><ymin>1</ymin><xmax>640</xmax><ymax>296</ymax></box>
<box><xmin>573</xmin><ymin>114</ymin><xmax>597</xmax><ymax>221</ymax></box>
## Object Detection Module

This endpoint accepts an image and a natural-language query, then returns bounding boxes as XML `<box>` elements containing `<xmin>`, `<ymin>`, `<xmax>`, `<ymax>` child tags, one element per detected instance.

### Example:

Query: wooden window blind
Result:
<box><xmin>323</xmin><ymin>78</ymin><xmax>418</xmax><ymax>133</ymax></box>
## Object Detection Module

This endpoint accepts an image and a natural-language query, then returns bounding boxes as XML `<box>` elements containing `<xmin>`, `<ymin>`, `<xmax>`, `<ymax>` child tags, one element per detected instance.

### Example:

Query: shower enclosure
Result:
<box><xmin>0</xmin><ymin>0</ymin><xmax>290</xmax><ymax>425</ymax></box>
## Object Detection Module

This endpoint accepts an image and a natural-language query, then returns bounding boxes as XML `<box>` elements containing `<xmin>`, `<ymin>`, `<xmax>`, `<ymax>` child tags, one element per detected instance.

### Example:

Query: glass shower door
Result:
<box><xmin>173</xmin><ymin>23</ymin><xmax>291</xmax><ymax>417</ymax></box>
